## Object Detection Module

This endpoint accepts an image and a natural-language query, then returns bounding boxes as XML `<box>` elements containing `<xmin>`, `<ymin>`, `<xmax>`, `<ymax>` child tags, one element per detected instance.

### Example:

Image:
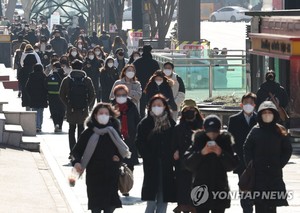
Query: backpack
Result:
<box><xmin>68</xmin><ymin>76</ymin><xmax>89</xmax><ymax>110</ymax></box>
<box><xmin>46</xmin><ymin>73</ymin><xmax>62</xmax><ymax>95</ymax></box>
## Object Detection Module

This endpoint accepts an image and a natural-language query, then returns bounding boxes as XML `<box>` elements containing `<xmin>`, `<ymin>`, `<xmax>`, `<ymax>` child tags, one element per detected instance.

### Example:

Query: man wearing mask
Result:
<box><xmin>133</xmin><ymin>45</ymin><xmax>160</xmax><ymax>117</ymax></box>
<box><xmin>99</xmin><ymin>31</ymin><xmax>112</xmax><ymax>54</ymax></box>
<box><xmin>40</xmin><ymin>22</ymin><xmax>50</xmax><ymax>40</ymax></box>
<box><xmin>50</xmin><ymin>30</ymin><xmax>68</xmax><ymax>57</ymax></box>
<box><xmin>89</xmin><ymin>31</ymin><xmax>101</xmax><ymax>48</ymax></box>
<box><xmin>228</xmin><ymin>92</ymin><xmax>257</xmax><ymax>213</ymax></box>
<box><xmin>114</xmin><ymin>48</ymin><xmax>129</xmax><ymax>75</ymax></box>
<box><xmin>256</xmin><ymin>70</ymin><xmax>289</xmax><ymax>122</ymax></box>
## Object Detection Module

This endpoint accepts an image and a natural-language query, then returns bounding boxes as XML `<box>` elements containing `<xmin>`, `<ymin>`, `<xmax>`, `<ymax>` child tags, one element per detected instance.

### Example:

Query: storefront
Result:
<box><xmin>246</xmin><ymin>12</ymin><xmax>300</xmax><ymax>129</ymax></box>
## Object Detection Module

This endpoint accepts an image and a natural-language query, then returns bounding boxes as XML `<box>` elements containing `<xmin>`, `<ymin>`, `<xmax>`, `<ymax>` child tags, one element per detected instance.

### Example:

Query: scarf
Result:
<box><xmin>80</xmin><ymin>126</ymin><xmax>131</xmax><ymax>171</ymax></box>
<box><xmin>118</xmin><ymin>103</ymin><xmax>129</xmax><ymax>139</ymax></box>
<box><xmin>150</xmin><ymin>111</ymin><xmax>171</xmax><ymax>133</ymax></box>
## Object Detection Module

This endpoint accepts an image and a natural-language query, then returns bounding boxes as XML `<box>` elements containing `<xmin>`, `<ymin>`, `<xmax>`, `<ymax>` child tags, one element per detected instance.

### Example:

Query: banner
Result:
<box><xmin>127</xmin><ymin>29</ymin><xmax>143</xmax><ymax>56</ymax></box>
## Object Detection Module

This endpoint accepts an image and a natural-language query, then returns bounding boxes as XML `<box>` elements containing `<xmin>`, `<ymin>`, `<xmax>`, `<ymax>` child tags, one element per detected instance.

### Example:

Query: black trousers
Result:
<box><xmin>255</xmin><ymin>204</ymin><xmax>276</xmax><ymax>213</ymax></box>
<box><xmin>139</xmin><ymin>93</ymin><xmax>147</xmax><ymax>118</ymax></box>
<box><xmin>91</xmin><ymin>206</ymin><xmax>115</xmax><ymax>213</ymax></box>
<box><xmin>196</xmin><ymin>208</ymin><xmax>225</xmax><ymax>213</ymax></box>
<box><xmin>68</xmin><ymin>123</ymin><xmax>84</xmax><ymax>152</ymax></box>
<box><xmin>48</xmin><ymin>95</ymin><xmax>65</xmax><ymax>128</ymax></box>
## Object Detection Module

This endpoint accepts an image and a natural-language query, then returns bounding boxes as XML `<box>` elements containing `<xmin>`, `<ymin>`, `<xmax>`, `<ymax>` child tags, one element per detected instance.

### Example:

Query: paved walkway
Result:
<box><xmin>1</xmin><ymin>75</ymin><xmax>300</xmax><ymax>212</ymax></box>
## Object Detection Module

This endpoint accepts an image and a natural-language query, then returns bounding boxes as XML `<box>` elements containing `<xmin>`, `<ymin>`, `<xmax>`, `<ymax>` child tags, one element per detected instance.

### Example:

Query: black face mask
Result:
<box><xmin>182</xmin><ymin>110</ymin><xmax>196</xmax><ymax>120</ymax></box>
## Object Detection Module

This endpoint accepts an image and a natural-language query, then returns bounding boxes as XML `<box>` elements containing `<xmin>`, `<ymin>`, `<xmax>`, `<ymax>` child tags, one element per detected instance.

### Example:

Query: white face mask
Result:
<box><xmin>126</xmin><ymin>71</ymin><xmax>135</xmax><ymax>79</ymax></box>
<box><xmin>133</xmin><ymin>56</ymin><xmax>140</xmax><ymax>61</ymax></box>
<box><xmin>78</xmin><ymin>44</ymin><xmax>83</xmax><ymax>49</ymax></box>
<box><xmin>243</xmin><ymin>104</ymin><xmax>254</xmax><ymax>114</ymax></box>
<box><xmin>155</xmin><ymin>80</ymin><xmax>163</xmax><ymax>86</ymax></box>
<box><xmin>88</xmin><ymin>55</ymin><xmax>94</xmax><ymax>60</ymax></box>
<box><xmin>97</xmin><ymin>114</ymin><xmax>110</xmax><ymax>125</ymax></box>
<box><xmin>71</xmin><ymin>51</ymin><xmax>77</xmax><ymax>57</ymax></box>
<box><xmin>95</xmin><ymin>51</ymin><xmax>101</xmax><ymax>56</ymax></box>
<box><xmin>152</xmin><ymin>106</ymin><xmax>164</xmax><ymax>116</ymax></box>
<box><xmin>107</xmin><ymin>62</ymin><xmax>114</xmax><ymax>68</ymax></box>
<box><xmin>163</xmin><ymin>69</ymin><xmax>172</xmax><ymax>76</ymax></box>
<box><xmin>262</xmin><ymin>113</ymin><xmax>274</xmax><ymax>123</ymax></box>
<box><xmin>116</xmin><ymin>96</ymin><xmax>127</xmax><ymax>104</ymax></box>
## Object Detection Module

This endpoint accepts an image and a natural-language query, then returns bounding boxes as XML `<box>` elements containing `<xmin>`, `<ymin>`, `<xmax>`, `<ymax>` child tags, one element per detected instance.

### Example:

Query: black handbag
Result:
<box><xmin>238</xmin><ymin>160</ymin><xmax>255</xmax><ymax>192</ymax></box>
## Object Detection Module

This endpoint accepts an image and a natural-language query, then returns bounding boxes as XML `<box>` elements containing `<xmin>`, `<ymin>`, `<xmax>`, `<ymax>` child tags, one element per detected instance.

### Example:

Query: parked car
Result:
<box><xmin>209</xmin><ymin>6</ymin><xmax>251</xmax><ymax>22</ymax></box>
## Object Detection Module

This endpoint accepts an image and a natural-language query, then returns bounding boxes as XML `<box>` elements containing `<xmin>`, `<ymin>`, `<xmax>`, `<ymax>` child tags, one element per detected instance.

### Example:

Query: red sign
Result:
<box><xmin>273</xmin><ymin>0</ymin><xmax>283</xmax><ymax>10</ymax></box>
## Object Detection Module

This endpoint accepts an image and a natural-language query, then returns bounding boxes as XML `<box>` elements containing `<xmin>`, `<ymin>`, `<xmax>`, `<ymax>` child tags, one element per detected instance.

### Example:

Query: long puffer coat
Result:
<box><xmin>184</xmin><ymin>131</ymin><xmax>238</xmax><ymax>210</ymax></box>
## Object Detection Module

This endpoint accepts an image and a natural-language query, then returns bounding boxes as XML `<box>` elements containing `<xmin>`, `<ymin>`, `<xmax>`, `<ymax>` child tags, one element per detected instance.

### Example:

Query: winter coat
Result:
<box><xmin>83</xmin><ymin>58</ymin><xmax>103</xmax><ymax>95</ymax></box>
<box><xmin>145</xmin><ymin>81</ymin><xmax>178</xmax><ymax>111</ymax></box>
<box><xmin>40</xmin><ymin>27</ymin><xmax>50</xmax><ymax>40</ymax></box>
<box><xmin>19</xmin><ymin>53</ymin><xmax>38</xmax><ymax>107</ymax></box>
<box><xmin>170</xmin><ymin>73</ymin><xmax>185</xmax><ymax>120</ymax></box>
<box><xmin>113</xmin><ymin>58</ymin><xmax>129</xmax><ymax>75</ymax></box>
<box><xmin>100</xmin><ymin>67</ymin><xmax>119</xmax><ymax>103</ymax></box>
<box><xmin>59</xmin><ymin>70</ymin><xmax>95</xmax><ymax>124</ymax></box>
<box><xmin>228</xmin><ymin>111</ymin><xmax>257</xmax><ymax>174</ymax></box>
<box><xmin>24</xmin><ymin>31</ymin><xmax>38</xmax><ymax>46</ymax></box>
<box><xmin>25</xmin><ymin>70</ymin><xmax>48</xmax><ymax>108</ymax></box>
<box><xmin>135</xmin><ymin>114</ymin><xmax>176</xmax><ymax>202</ymax></box>
<box><xmin>20</xmin><ymin>51</ymin><xmax>41</xmax><ymax>67</ymax></box>
<box><xmin>71</xmin><ymin>117</ymin><xmax>122</xmax><ymax>210</ymax></box>
<box><xmin>184</xmin><ymin>131</ymin><xmax>238</xmax><ymax>210</ymax></box>
<box><xmin>133</xmin><ymin>53</ymin><xmax>160</xmax><ymax>89</ymax></box>
<box><xmin>109</xmin><ymin>78</ymin><xmax>142</xmax><ymax>108</ymax></box>
<box><xmin>50</xmin><ymin>36</ymin><xmax>68</xmax><ymax>56</ymax></box>
<box><xmin>112</xmin><ymin>43</ymin><xmax>128</xmax><ymax>58</ymax></box>
<box><xmin>112</xmin><ymin>98</ymin><xmax>140</xmax><ymax>167</ymax></box>
<box><xmin>173</xmin><ymin>120</ymin><xmax>203</xmax><ymax>205</ymax></box>
<box><xmin>256</xmin><ymin>81</ymin><xmax>289</xmax><ymax>109</ymax></box>
<box><xmin>243</xmin><ymin>123</ymin><xmax>292</xmax><ymax>207</ymax></box>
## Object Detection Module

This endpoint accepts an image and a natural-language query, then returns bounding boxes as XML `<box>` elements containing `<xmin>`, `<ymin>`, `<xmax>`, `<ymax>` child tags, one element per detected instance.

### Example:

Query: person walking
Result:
<box><xmin>83</xmin><ymin>49</ymin><xmax>104</xmax><ymax>104</ymax></box>
<box><xmin>59</xmin><ymin>59</ymin><xmax>95</xmax><ymax>153</ymax></box>
<box><xmin>244</xmin><ymin>101</ymin><xmax>292</xmax><ymax>213</ymax></box>
<box><xmin>112</xmin><ymin>36</ymin><xmax>128</xmax><ymax>58</ymax></box>
<box><xmin>109</xmin><ymin>64</ymin><xmax>142</xmax><ymax>109</ymax></box>
<box><xmin>227</xmin><ymin>92</ymin><xmax>257</xmax><ymax>213</ymax></box>
<box><xmin>100</xmin><ymin>57</ymin><xmax>119</xmax><ymax>103</ymax></box>
<box><xmin>50</xmin><ymin>29</ymin><xmax>68</xmax><ymax>57</ymax></box>
<box><xmin>184</xmin><ymin>115</ymin><xmax>238</xmax><ymax>213</ymax></box>
<box><xmin>14</xmin><ymin>42</ymin><xmax>27</xmax><ymax>98</ymax></box>
<box><xmin>256</xmin><ymin>70</ymin><xmax>289</xmax><ymax>122</ymax></box>
<box><xmin>46</xmin><ymin>62</ymin><xmax>66</xmax><ymax>132</ymax></box>
<box><xmin>135</xmin><ymin>94</ymin><xmax>176</xmax><ymax>213</ymax></box>
<box><xmin>113</xmin><ymin>48</ymin><xmax>129</xmax><ymax>75</ymax></box>
<box><xmin>144</xmin><ymin>71</ymin><xmax>177</xmax><ymax>114</ymax></box>
<box><xmin>25</xmin><ymin>64</ymin><xmax>48</xmax><ymax>132</ymax></box>
<box><xmin>99</xmin><ymin>31</ymin><xmax>112</xmax><ymax>54</ymax></box>
<box><xmin>163</xmin><ymin>62</ymin><xmax>185</xmax><ymax>121</ymax></box>
<box><xmin>133</xmin><ymin>45</ymin><xmax>160</xmax><ymax>117</ymax></box>
<box><xmin>172</xmin><ymin>99</ymin><xmax>203</xmax><ymax>213</ymax></box>
<box><xmin>111</xmin><ymin>85</ymin><xmax>140</xmax><ymax>193</ymax></box>
<box><xmin>71</xmin><ymin>102</ymin><xmax>131</xmax><ymax>213</ymax></box>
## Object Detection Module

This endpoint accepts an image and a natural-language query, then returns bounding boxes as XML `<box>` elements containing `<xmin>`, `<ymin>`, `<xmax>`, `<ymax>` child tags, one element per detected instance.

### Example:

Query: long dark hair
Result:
<box><xmin>119</xmin><ymin>64</ymin><xmax>138</xmax><ymax>81</ymax></box>
<box><xmin>144</xmin><ymin>70</ymin><xmax>168</xmax><ymax>93</ymax></box>
<box><xmin>147</xmin><ymin>94</ymin><xmax>172</xmax><ymax>119</ymax></box>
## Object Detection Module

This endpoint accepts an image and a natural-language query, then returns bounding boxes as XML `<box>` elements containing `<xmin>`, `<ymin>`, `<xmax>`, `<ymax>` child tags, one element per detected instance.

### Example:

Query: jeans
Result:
<box><xmin>145</xmin><ymin>160</ymin><xmax>168</xmax><ymax>213</ymax></box>
<box><xmin>255</xmin><ymin>204</ymin><xmax>276</xmax><ymax>213</ymax></box>
<box><xmin>91</xmin><ymin>206</ymin><xmax>115</xmax><ymax>213</ymax></box>
<box><xmin>68</xmin><ymin>123</ymin><xmax>84</xmax><ymax>152</ymax></box>
<box><xmin>32</xmin><ymin>108</ymin><xmax>44</xmax><ymax>129</ymax></box>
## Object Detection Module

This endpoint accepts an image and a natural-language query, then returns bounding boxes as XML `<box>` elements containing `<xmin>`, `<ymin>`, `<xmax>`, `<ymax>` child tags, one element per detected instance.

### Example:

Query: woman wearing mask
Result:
<box><xmin>244</xmin><ymin>101</ymin><xmax>292</xmax><ymax>213</ymax></box>
<box><xmin>71</xmin><ymin>102</ymin><xmax>131</xmax><ymax>213</ymax></box>
<box><xmin>25</xmin><ymin>64</ymin><xmax>48</xmax><ymax>132</ymax></box>
<box><xmin>136</xmin><ymin>94</ymin><xmax>176</xmax><ymax>213</ymax></box>
<box><xmin>128</xmin><ymin>51</ymin><xmax>141</xmax><ymax>64</ymax></box>
<box><xmin>94</xmin><ymin>45</ymin><xmax>107</xmax><ymax>61</ymax></box>
<box><xmin>68</xmin><ymin>47</ymin><xmax>83</xmax><ymax>63</ymax></box>
<box><xmin>144</xmin><ymin>71</ymin><xmax>177</xmax><ymax>115</ymax></box>
<box><xmin>83</xmin><ymin>50</ymin><xmax>104</xmax><ymax>104</ymax></box>
<box><xmin>173</xmin><ymin>99</ymin><xmax>203</xmax><ymax>213</ymax></box>
<box><xmin>60</xmin><ymin>56</ymin><xmax>72</xmax><ymax>75</ymax></box>
<box><xmin>109</xmin><ymin>64</ymin><xmax>142</xmax><ymax>109</ymax></box>
<box><xmin>100</xmin><ymin>57</ymin><xmax>119</xmax><ymax>103</ymax></box>
<box><xmin>163</xmin><ymin>62</ymin><xmax>185</xmax><ymax>121</ymax></box>
<box><xmin>112</xmin><ymin>85</ymin><xmax>140</xmax><ymax>188</ymax></box>
<box><xmin>112</xmin><ymin>36</ymin><xmax>128</xmax><ymax>58</ymax></box>
<box><xmin>184</xmin><ymin>115</ymin><xmax>238</xmax><ymax>213</ymax></box>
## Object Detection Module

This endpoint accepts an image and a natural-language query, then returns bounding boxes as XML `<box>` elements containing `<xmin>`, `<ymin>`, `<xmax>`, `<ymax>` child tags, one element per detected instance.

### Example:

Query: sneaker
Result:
<box><xmin>36</xmin><ymin>128</ymin><xmax>41</xmax><ymax>133</ymax></box>
<box><xmin>18</xmin><ymin>91</ymin><xmax>21</xmax><ymax>98</ymax></box>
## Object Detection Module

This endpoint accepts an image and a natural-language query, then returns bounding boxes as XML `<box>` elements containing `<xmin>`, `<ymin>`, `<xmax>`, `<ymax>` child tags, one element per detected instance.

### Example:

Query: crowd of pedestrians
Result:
<box><xmin>10</xmin><ymin>18</ymin><xmax>293</xmax><ymax>213</ymax></box>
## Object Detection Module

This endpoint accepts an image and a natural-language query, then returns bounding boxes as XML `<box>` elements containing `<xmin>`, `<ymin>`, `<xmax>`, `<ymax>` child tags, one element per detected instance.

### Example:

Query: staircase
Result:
<box><xmin>0</xmin><ymin>65</ymin><xmax>40</xmax><ymax>152</ymax></box>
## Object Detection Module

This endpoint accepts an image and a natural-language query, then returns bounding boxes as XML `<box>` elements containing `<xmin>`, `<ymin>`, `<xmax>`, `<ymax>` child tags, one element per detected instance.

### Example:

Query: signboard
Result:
<box><xmin>50</xmin><ymin>12</ymin><xmax>60</xmax><ymax>31</ymax></box>
<box><xmin>127</xmin><ymin>29</ymin><xmax>143</xmax><ymax>56</ymax></box>
<box><xmin>178</xmin><ymin>41</ymin><xmax>210</xmax><ymax>58</ymax></box>
<box><xmin>251</xmin><ymin>36</ymin><xmax>300</xmax><ymax>56</ymax></box>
